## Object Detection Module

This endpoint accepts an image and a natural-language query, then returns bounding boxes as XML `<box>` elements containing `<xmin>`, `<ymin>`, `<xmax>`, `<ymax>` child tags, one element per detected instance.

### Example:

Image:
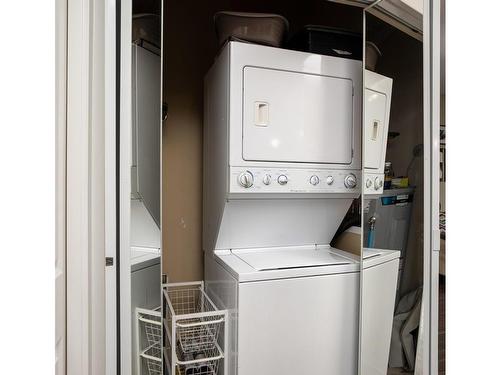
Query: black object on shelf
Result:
<box><xmin>388</xmin><ymin>131</ymin><xmax>400</xmax><ymax>139</ymax></box>
<box><xmin>287</xmin><ymin>25</ymin><xmax>362</xmax><ymax>60</ymax></box>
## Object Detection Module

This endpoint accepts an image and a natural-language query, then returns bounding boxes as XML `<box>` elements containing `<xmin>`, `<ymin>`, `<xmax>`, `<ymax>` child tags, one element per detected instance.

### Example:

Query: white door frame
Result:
<box><xmin>105</xmin><ymin>0</ymin><xmax>118</xmax><ymax>374</ymax></box>
<box><xmin>118</xmin><ymin>0</ymin><xmax>133</xmax><ymax>373</ymax></box>
<box><xmin>56</xmin><ymin>0</ymin><xmax>68</xmax><ymax>373</ymax></box>
<box><xmin>65</xmin><ymin>0</ymin><xmax>136</xmax><ymax>373</ymax></box>
<box><xmin>65</xmin><ymin>0</ymin><xmax>107</xmax><ymax>373</ymax></box>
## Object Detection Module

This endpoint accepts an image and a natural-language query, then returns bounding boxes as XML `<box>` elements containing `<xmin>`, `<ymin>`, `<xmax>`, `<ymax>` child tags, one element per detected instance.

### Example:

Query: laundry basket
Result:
<box><xmin>164</xmin><ymin>282</ymin><xmax>228</xmax><ymax>375</ymax></box>
<box><xmin>136</xmin><ymin>307</ymin><xmax>162</xmax><ymax>375</ymax></box>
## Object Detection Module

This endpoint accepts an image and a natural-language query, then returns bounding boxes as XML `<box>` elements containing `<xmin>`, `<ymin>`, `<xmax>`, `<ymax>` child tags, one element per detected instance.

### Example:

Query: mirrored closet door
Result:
<box><xmin>360</xmin><ymin>1</ymin><xmax>425</xmax><ymax>374</ymax></box>
<box><xmin>121</xmin><ymin>1</ymin><xmax>163</xmax><ymax>374</ymax></box>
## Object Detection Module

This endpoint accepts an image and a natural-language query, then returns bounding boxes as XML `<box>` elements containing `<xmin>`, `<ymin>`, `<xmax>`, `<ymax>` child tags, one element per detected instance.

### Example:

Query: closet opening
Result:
<box><xmin>124</xmin><ymin>0</ymin><xmax>429</xmax><ymax>374</ymax></box>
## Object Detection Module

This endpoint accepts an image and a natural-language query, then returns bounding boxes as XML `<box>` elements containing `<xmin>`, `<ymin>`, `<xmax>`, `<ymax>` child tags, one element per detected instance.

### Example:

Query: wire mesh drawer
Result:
<box><xmin>164</xmin><ymin>282</ymin><xmax>228</xmax><ymax>375</ymax></box>
<box><xmin>137</xmin><ymin>307</ymin><xmax>162</xmax><ymax>375</ymax></box>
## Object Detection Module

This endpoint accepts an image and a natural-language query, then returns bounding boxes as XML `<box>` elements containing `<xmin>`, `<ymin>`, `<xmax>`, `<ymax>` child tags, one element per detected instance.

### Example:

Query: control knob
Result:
<box><xmin>344</xmin><ymin>174</ymin><xmax>357</xmax><ymax>189</ymax></box>
<box><xmin>238</xmin><ymin>171</ymin><xmax>254</xmax><ymax>188</ymax></box>
<box><xmin>310</xmin><ymin>175</ymin><xmax>320</xmax><ymax>186</ymax></box>
<box><xmin>326</xmin><ymin>176</ymin><xmax>334</xmax><ymax>185</ymax></box>
<box><xmin>277</xmin><ymin>175</ymin><xmax>288</xmax><ymax>185</ymax></box>
<box><xmin>366</xmin><ymin>178</ymin><xmax>373</xmax><ymax>188</ymax></box>
<box><xmin>374</xmin><ymin>177</ymin><xmax>383</xmax><ymax>190</ymax></box>
<box><xmin>262</xmin><ymin>174</ymin><xmax>272</xmax><ymax>185</ymax></box>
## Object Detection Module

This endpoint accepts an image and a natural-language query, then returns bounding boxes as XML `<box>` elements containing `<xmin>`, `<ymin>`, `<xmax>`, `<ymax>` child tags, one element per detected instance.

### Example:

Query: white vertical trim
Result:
<box><xmin>90</xmin><ymin>0</ymin><xmax>107</xmax><ymax>373</ymax></box>
<box><xmin>422</xmin><ymin>0</ymin><xmax>440</xmax><ymax>374</ymax></box>
<box><xmin>105</xmin><ymin>1</ymin><xmax>118</xmax><ymax>374</ymax></box>
<box><xmin>55</xmin><ymin>1</ymin><xmax>68</xmax><ymax>374</ymax></box>
<box><xmin>421</xmin><ymin>0</ymin><xmax>431</xmax><ymax>373</ymax></box>
<box><xmin>66</xmin><ymin>0</ymin><xmax>91</xmax><ymax>371</ymax></box>
<box><xmin>120</xmin><ymin>0</ymin><xmax>133</xmax><ymax>373</ymax></box>
<box><xmin>66</xmin><ymin>0</ymin><xmax>107</xmax><ymax>373</ymax></box>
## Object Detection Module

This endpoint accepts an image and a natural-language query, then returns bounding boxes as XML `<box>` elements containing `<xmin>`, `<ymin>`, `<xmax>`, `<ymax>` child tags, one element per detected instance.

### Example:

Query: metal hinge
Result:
<box><xmin>105</xmin><ymin>257</ymin><xmax>114</xmax><ymax>266</ymax></box>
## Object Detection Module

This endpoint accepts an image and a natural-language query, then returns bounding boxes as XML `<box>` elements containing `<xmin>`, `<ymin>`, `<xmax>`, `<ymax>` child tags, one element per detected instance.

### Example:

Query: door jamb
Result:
<box><xmin>66</xmin><ymin>0</ymin><xmax>107</xmax><ymax>373</ymax></box>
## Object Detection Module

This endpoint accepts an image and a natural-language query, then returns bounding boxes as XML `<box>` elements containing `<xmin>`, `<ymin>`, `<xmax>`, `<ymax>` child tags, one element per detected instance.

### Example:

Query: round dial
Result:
<box><xmin>374</xmin><ymin>177</ymin><xmax>383</xmax><ymax>190</ymax></box>
<box><xmin>366</xmin><ymin>178</ymin><xmax>373</xmax><ymax>188</ymax></box>
<box><xmin>309</xmin><ymin>175</ymin><xmax>320</xmax><ymax>186</ymax></box>
<box><xmin>262</xmin><ymin>174</ymin><xmax>272</xmax><ymax>185</ymax></box>
<box><xmin>326</xmin><ymin>176</ymin><xmax>334</xmax><ymax>185</ymax></box>
<box><xmin>277</xmin><ymin>174</ymin><xmax>288</xmax><ymax>185</ymax></box>
<box><xmin>344</xmin><ymin>173</ymin><xmax>357</xmax><ymax>189</ymax></box>
<box><xmin>238</xmin><ymin>171</ymin><xmax>254</xmax><ymax>188</ymax></box>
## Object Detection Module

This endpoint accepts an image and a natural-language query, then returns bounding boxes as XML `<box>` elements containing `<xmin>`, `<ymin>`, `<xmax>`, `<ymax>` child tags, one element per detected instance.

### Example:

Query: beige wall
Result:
<box><xmin>161</xmin><ymin>0</ymin><xmax>362</xmax><ymax>282</ymax></box>
<box><xmin>161</xmin><ymin>1</ymin><xmax>224</xmax><ymax>283</ymax></box>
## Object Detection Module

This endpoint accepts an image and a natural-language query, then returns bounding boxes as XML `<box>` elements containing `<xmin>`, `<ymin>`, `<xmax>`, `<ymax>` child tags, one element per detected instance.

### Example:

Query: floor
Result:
<box><xmin>387</xmin><ymin>276</ymin><xmax>445</xmax><ymax>375</ymax></box>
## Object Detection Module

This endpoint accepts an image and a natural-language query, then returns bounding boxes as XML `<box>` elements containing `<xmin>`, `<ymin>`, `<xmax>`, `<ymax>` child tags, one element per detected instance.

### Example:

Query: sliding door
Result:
<box><xmin>358</xmin><ymin>1</ymin><xmax>440</xmax><ymax>374</ymax></box>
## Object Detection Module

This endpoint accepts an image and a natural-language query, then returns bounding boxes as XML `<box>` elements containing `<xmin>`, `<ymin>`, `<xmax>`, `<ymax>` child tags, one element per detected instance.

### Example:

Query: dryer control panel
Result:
<box><xmin>364</xmin><ymin>172</ymin><xmax>385</xmax><ymax>194</ymax></box>
<box><xmin>229</xmin><ymin>167</ymin><xmax>361</xmax><ymax>194</ymax></box>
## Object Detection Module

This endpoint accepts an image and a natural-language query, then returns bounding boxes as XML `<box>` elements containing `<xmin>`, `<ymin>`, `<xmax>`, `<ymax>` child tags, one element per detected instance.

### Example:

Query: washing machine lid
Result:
<box><xmin>232</xmin><ymin>246</ymin><xmax>351</xmax><ymax>271</ymax></box>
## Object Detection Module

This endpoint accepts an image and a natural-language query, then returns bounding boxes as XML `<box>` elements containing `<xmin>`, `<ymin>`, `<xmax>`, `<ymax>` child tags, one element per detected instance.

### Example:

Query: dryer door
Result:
<box><xmin>242</xmin><ymin>67</ymin><xmax>354</xmax><ymax>165</ymax></box>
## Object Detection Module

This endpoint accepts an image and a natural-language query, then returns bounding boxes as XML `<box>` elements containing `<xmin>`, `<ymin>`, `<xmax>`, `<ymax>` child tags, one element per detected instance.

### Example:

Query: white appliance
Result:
<box><xmin>360</xmin><ymin>249</ymin><xmax>400</xmax><ymax>375</ymax></box>
<box><xmin>203</xmin><ymin>41</ymin><xmax>399</xmax><ymax>375</ymax></box>
<box><xmin>131</xmin><ymin>199</ymin><xmax>161</xmax><ymax>375</ymax></box>
<box><xmin>364</xmin><ymin>70</ymin><xmax>393</xmax><ymax>194</ymax></box>
<box><xmin>131</xmin><ymin>43</ymin><xmax>161</xmax><ymax>226</ymax></box>
<box><xmin>130</xmin><ymin>42</ymin><xmax>162</xmax><ymax>375</ymax></box>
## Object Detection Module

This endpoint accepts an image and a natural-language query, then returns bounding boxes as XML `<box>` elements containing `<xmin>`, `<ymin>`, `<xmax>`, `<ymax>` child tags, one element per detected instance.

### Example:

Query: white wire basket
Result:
<box><xmin>164</xmin><ymin>282</ymin><xmax>228</xmax><ymax>375</ymax></box>
<box><xmin>137</xmin><ymin>307</ymin><xmax>162</xmax><ymax>375</ymax></box>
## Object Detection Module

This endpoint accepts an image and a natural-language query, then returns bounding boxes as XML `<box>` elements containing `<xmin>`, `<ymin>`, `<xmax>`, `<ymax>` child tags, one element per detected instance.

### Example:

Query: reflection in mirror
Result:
<box><xmin>361</xmin><ymin>4</ymin><xmax>423</xmax><ymax>375</ymax></box>
<box><xmin>130</xmin><ymin>2</ymin><xmax>162</xmax><ymax>374</ymax></box>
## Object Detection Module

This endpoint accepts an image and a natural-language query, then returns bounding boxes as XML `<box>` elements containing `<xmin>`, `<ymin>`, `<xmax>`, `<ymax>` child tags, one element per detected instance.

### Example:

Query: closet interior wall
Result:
<box><xmin>133</xmin><ymin>0</ymin><xmax>160</xmax><ymax>14</ymax></box>
<box><xmin>161</xmin><ymin>0</ymin><xmax>362</xmax><ymax>281</ymax></box>
<box><xmin>368</xmin><ymin>16</ymin><xmax>424</xmax><ymax>296</ymax></box>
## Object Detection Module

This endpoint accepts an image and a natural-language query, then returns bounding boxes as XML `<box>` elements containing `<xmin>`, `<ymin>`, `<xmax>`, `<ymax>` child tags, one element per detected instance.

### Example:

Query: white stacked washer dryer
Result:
<box><xmin>203</xmin><ymin>41</ymin><xmax>399</xmax><ymax>375</ymax></box>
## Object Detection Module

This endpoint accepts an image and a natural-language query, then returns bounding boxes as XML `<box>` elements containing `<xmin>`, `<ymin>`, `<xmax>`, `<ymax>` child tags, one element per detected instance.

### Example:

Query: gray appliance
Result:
<box><xmin>364</xmin><ymin>187</ymin><xmax>415</xmax><ymax>293</ymax></box>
